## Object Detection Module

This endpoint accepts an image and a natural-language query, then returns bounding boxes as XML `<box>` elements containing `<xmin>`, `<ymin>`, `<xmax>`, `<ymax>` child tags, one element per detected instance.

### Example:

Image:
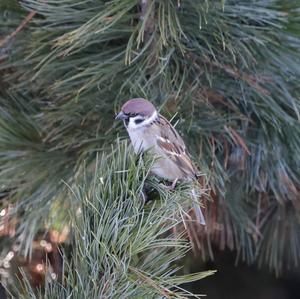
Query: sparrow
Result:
<box><xmin>115</xmin><ymin>98</ymin><xmax>205</xmax><ymax>225</ymax></box>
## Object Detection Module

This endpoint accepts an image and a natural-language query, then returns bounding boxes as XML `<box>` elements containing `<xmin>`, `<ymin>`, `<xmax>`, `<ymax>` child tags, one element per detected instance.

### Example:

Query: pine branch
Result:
<box><xmin>0</xmin><ymin>0</ymin><xmax>300</xmax><ymax>277</ymax></box>
<box><xmin>4</xmin><ymin>141</ymin><xmax>214</xmax><ymax>298</ymax></box>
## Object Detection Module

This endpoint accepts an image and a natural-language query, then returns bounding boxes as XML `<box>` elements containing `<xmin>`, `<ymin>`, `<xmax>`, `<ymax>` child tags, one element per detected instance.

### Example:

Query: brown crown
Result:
<box><xmin>122</xmin><ymin>98</ymin><xmax>156</xmax><ymax>117</ymax></box>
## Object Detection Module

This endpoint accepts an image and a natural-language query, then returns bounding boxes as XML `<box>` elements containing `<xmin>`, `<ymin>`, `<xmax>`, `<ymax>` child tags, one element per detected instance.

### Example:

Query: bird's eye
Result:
<box><xmin>134</xmin><ymin>118</ymin><xmax>144</xmax><ymax>125</ymax></box>
<box><xmin>129</xmin><ymin>113</ymin><xmax>137</xmax><ymax>117</ymax></box>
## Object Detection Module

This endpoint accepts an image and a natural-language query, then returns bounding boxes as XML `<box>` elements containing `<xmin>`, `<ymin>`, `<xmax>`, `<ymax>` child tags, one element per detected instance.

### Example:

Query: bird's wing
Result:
<box><xmin>153</xmin><ymin>115</ymin><xmax>206</xmax><ymax>225</ymax></box>
<box><xmin>153</xmin><ymin>115</ymin><xmax>198</xmax><ymax>179</ymax></box>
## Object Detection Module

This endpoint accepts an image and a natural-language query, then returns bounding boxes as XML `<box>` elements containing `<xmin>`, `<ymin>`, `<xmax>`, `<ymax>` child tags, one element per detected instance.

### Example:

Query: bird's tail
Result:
<box><xmin>191</xmin><ymin>188</ymin><xmax>206</xmax><ymax>225</ymax></box>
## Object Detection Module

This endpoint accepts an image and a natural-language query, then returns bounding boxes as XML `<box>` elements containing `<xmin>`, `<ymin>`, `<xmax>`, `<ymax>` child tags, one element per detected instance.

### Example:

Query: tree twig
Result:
<box><xmin>140</xmin><ymin>0</ymin><xmax>154</xmax><ymax>42</ymax></box>
<box><xmin>0</xmin><ymin>11</ymin><xmax>36</xmax><ymax>48</ymax></box>
<box><xmin>187</xmin><ymin>52</ymin><xmax>271</xmax><ymax>96</ymax></box>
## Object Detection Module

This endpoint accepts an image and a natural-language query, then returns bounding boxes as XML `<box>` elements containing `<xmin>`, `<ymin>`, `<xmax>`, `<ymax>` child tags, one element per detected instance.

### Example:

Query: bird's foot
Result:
<box><xmin>139</xmin><ymin>189</ymin><xmax>148</xmax><ymax>205</ymax></box>
<box><xmin>160</xmin><ymin>178</ymin><xmax>179</xmax><ymax>191</ymax></box>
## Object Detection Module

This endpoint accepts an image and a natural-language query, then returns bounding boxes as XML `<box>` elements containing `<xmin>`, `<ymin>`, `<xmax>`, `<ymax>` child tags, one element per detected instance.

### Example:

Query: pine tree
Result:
<box><xmin>1</xmin><ymin>0</ymin><xmax>300</xmax><ymax>296</ymax></box>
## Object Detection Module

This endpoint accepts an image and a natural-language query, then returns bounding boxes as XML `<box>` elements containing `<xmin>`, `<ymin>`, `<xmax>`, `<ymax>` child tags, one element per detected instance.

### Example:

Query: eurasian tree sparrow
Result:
<box><xmin>115</xmin><ymin>98</ymin><xmax>206</xmax><ymax>225</ymax></box>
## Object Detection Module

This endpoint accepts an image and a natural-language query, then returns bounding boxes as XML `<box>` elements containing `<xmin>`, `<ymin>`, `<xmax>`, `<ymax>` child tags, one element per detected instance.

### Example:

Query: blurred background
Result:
<box><xmin>1</xmin><ymin>0</ymin><xmax>300</xmax><ymax>298</ymax></box>
<box><xmin>187</xmin><ymin>250</ymin><xmax>300</xmax><ymax>299</ymax></box>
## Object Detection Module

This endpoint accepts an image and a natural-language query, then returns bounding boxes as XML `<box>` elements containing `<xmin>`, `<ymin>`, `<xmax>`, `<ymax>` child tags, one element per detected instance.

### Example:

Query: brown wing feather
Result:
<box><xmin>155</xmin><ymin>115</ymin><xmax>198</xmax><ymax>179</ymax></box>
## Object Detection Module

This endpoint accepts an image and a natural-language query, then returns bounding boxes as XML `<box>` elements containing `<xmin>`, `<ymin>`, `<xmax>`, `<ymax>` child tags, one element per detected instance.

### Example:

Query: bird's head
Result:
<box><xmin>115</xmin><ymin>98</ymin><xmax>158</xmax><ymax>130</ymax></box>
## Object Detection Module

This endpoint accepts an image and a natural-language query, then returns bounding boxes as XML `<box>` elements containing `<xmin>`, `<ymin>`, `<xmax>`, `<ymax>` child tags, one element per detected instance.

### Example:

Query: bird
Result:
<box><xmin>115</xmin><ymin>97</ymin><xmax>206</xmax><ymax>225</ymax></box>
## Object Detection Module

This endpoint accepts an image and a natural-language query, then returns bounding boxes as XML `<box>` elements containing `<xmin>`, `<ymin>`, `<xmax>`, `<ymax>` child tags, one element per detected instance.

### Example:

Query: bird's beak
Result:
<box><xmin>115</xmin><ymin>111</ymin><xmax>128</xmax><ymax>121</ymax></box>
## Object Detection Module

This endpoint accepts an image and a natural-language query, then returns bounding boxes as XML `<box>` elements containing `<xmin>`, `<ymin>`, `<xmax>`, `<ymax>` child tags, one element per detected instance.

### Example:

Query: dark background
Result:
<box><xmin>186</xmin><ymin>250</ymin><xmax>300</xmax><ymax>299</ymax></box>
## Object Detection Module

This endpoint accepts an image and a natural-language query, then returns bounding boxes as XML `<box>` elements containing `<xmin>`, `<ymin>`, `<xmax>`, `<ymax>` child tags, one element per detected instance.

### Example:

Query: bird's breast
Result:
<box><xmin>127</xmin><ymin>127</ymin><xmax>155</xmax><ymax>153</ymax></box>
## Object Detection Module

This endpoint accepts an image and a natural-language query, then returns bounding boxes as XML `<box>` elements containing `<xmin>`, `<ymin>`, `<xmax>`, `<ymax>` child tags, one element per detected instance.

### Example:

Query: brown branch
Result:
<box><xmin>205</xmin><ymin>57</ymin><xmax>271</xmax><ymax>96</ymax></box>
<box><xmin>187</xmin><ymin>52</ymin><xmax>271</xmax><ymax>96</ymax></box>
<box><xmin>0</xmin><ymin>11</ymin><xmax>36</xmax><ymax>48</ymax></box>
<box><xmin>140</xmin><ymin>0</ymin><xmax>155</xmax><ymax>43</ymax></box>
<box><xmin>224</xmin><ymin>125</ymin><xmax>251</xmax><ymax>156</ymax></box>
<box><xmin>140</xmin><ymin>0</ymin><xmax>148</xmax><ymax>20</ymax></box>
<box><xmin>129</xmin><ymin>266</ymin><xmax>177</xmax><ymax>299</ymax></box>
<box><xmin>200</xmin><ymin>87</ymin><xmax>241</xmax><ymax>113</ymax></box>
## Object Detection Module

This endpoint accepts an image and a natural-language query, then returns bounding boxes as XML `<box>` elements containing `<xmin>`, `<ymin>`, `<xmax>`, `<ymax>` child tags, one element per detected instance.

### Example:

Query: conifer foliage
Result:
<box><xmin>1</xmin><ymin>0</ymin><xmax>300</xmax><ymax>295</ymax></box>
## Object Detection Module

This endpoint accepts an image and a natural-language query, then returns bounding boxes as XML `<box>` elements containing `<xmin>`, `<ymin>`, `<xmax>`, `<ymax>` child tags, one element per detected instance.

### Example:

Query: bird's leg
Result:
<box><xmin>140</xmin><ymin>181</ymin><xmax>162</xmax><ymax>204</ymax></box>
<box><xmin>139</xmin><ymin>189</ymin><xmax>148</xmax><ymax>205</ymax></box>
<box><xmin>160</xmin><ymin>178</ymin><xmax>179</xmax><ymax>190</ymax></box>
<box><xmin>140</xmin><ymin>182</ymin><xmax>151</xmax><ymax>204</ymax></box>
<box><xmin>170</xmin><ymin>178</ymin><xmax>179</xmax><ymax>190</ymax></box>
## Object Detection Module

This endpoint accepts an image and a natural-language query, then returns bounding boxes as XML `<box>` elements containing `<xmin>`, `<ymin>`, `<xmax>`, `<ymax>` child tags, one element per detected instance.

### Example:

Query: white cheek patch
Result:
<box><xmin>127</xmin><ymin>116</ymin><xmax>145</xmax><ymax>130</ymax></box>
